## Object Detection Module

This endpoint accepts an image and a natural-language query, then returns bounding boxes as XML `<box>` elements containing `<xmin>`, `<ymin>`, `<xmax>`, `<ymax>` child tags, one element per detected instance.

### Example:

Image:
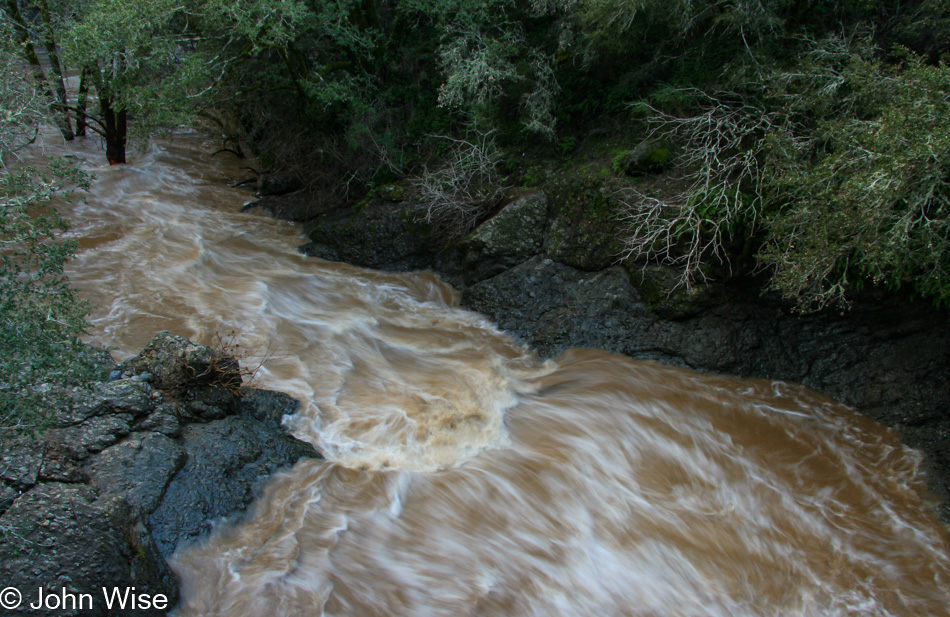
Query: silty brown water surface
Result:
<box><xmin>43</xmin><ymin>131</ymin><xmax>950</xmax><ymax>616</ymax></box>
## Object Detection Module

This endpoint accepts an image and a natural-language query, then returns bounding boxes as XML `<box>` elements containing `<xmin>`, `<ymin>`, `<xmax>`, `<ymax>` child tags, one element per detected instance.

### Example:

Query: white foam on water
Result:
<box><xmin>26</xmin><ymin>130</ymin><xmax>949</xmax><ymax>616</ymax></box>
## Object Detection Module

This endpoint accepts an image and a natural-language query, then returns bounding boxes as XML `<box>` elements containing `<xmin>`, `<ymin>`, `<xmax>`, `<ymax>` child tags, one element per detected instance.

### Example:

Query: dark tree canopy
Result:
<box><xmin>2</xmin><ymin>0</ymin><xmax>949</xmax><ymax>310</ymax></box>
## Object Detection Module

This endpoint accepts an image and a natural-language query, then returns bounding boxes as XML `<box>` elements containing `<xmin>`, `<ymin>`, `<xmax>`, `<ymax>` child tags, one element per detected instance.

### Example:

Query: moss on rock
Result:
<box><xmin>543</xmin><ymin>177</ymin><xmax>626</xmax><ymax>271</ymax></box>
<box><xmin>627</xmin><ymin>264</ymin><xmax>726</xmax><ymax>319</ymax></box>
<box><xmin>613</xmin><ymin>141</ymin><xmax>673</xmax><ymax>177</ymax></box>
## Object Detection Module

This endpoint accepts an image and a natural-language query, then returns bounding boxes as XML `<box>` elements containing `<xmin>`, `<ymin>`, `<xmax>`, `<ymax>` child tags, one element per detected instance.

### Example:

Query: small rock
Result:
<box><xmin>298</xmin><ymin>241</ymin><xmax>341</xmax><ymax>262</ymax></box>
<box><xmin>614</xmin><ymin>141</ymin><xmax>672</xmax><ymax>176</ymax></box>
<box><xmin>125</xmin><ymin>331</ymin><xmax>241</xmax><ymax>396</ymax></box>
<box><xmin>39</xmin><ymin>441</ymin><xmax>88</xmax><ymax>483</ymax></box>
<box><xmin>239</xmin><ymin>389</ymin><xmax>300</xmax><ymax>430</ymax></box>
<box><xmin>0</xmin><ymin>433</ymin><xmax>43</xmax><ymax>488</ymax></box>
<box><xmin>0</xmin><ymin>483</ymin><xmax>20</xmax><ymax>516</ymax></box>
<box><xmin>51</xmin><ymin>379</ymin><xmax>154</xmax><ymax>427</ymax></box>
<box><xmin>184</xmin><ymin>385</ymin><xmax>239</xmax><ymax>421</ymax></box>
<box><xmin>49</xmin><ymin>414</ymin><xmax>135</xmax><ymax>460</ymax></box>
<box><xmin>136</xmin><ymin>405</ymin><xmax>182</xmax><ymax>437</ymax></box>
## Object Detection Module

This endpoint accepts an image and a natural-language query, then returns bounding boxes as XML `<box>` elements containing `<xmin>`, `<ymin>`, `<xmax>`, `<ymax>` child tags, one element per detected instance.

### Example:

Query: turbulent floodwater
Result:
<box><xmin>41</xmin><ymin>130</ymin><xmax>950</xmax><ymax>616</ymax></box>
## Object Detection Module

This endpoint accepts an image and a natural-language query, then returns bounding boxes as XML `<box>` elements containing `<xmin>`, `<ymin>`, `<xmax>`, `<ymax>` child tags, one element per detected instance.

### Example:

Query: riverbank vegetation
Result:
<box><xmin>0</xmin><ymin>30</ymin><xmax>99</xmax><ymax>431</ymax></box>
<box><xmin>2</xmin><ymin>0</ymin><xmax>949</xmax><ymax>316</ymax></box>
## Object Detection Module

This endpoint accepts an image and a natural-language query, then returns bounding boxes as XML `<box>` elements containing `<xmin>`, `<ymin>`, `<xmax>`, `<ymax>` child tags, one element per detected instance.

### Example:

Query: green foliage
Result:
<box><xmin>612</xmin><ymin>144</ymin><xmax>670</xmax><ymax>176</ymax></box>
<box><xmin>758</xmin><ymin>39</ymin><xmax>950</xmax><ymax>309</ymax></box>
<box><xmin>620</xmin><ymin>30</ymin><xmax>950</xmax><ymax>311</ymax></box>
<box><xmin>13</xmin><ymin>0</ymin><xmax>948</xmax><ymax>315</ymax></box>
<box><xmin>0</xmin><ymin>43</ymin><xmax>97</xmax><ymax>430</ymax></box>
<box><xmin>522</xmin><ymin>166</ymin><xmax>544</xmax><ymax>187</ymax></box>
<box><xmin>63</xmin><ymin>0</ymin><xmax>182</xmax><ymax>104</ymax></box>
<box><xmin>609</xmin><ymin>151</ymin><xmax>623</xmax><ymax>176</ymax></box>
<box><xmin>892</xmin><ymin>0</ymin><xmax>950</xmax><ymax>61</ymax></box>
<box><xmin>430</xmin><ymin>2</ymin><xmax>559</xmax><ymax>138</ymax></box>
<box><xmin>530</xmin><ymin>0</ymin><xmax>696</xmax><ymax>58</ymax></box>
<box><xmin>648</xmin><ymin>147</ymin><xmax>669</xmax><ymax>166</ymax></box>
<box><xmin>199</xmin><ymin>0</ymin><xmax>316</xmax><ymax>52</ymax></box>
<box><xmin>558</xmin><ymin>135</ymin><xmax>577</xmax><ymax>156</ymax></box>
<box><xmin>436</xmin><ymin>25</ymin><xmax>524</xmax><ymax>122</ymax></box>
<box><xmin>618</xmin><ymin>87</ymin><xmax>769</xmax><ymax>287</ymax></box>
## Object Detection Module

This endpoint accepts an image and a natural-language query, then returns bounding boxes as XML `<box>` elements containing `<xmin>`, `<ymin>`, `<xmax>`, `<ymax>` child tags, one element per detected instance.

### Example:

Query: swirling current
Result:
<box><xmin>39</xmin><ymin>131</ymin><xmax>950</xmax><ymax>616</ymax></box>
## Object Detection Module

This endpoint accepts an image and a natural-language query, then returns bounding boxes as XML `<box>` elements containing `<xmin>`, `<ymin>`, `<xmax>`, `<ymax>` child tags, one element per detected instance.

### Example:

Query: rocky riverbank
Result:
<box><xmin>292</xmin><ymin>186</ymin><xmax>950</xmax><ymax>521</ymax></box>
<box><xmin>0</xmin><ymin>332</ymin><xmax>318</xmax><ymax>616</ymax></box>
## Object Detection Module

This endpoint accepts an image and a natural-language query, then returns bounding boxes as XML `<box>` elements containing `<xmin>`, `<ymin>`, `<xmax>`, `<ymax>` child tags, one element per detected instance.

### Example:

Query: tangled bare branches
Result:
<box><xmin>412</xmin><ymin>132</ymin><xmax>506</xmax><ymax>245</ymax></box>
<box><xmin>640</xmin><ymin>90</ymin><xmax>771</xmax><ymax>218</ymax></box>
<box><xmin>619</xmin><ymin>89</ymin><xmax>774</xmax><ymax>288</ymax></box>
<box><xmin>617</xmin><ymin>190</ymin><xmax>726</xmax><ymax>289</ymax></box>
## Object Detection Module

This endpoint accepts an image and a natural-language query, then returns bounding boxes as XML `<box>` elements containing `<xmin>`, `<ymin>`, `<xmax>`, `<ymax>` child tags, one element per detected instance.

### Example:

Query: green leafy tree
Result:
<box><xmin>61</xmin><ymin>0</ymin><xmax>189</xmax><ymax>163</ymax></box>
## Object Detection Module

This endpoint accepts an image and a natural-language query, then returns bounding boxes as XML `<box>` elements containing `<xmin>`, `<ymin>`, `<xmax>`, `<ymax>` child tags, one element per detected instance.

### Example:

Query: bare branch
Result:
<box><xmin>411</xmin><ymin>131</ymin><xmax>506</xmax><ymax>245</ymax></box>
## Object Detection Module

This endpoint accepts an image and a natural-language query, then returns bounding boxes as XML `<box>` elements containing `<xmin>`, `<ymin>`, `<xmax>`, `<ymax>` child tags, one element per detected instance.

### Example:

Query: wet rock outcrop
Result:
<box><xmin>300</xmin><ymin>199</ymin><xmax>440</xmax><ymax>271</ymax></box>
<box><xmin>458</xmin><ymin>193</ymin><xmax>548</xmax><ymax>284</ymax></box>
<box><xmin>0</xmin><ymin>332</ymin><xmax>318</xmax><ymax>615</ymax></box>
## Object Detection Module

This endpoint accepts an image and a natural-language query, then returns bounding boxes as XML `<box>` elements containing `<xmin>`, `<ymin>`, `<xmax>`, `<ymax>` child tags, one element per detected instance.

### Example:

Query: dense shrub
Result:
<box><xmin>620</xmin><ymin>34</ymin><xmax>950</xmax><ymax>310</ymax></box>
<box><xmin>9</xmin><ymin>0</ymin><xmax>950</xmax><ymax>315</ymax></box>
<box><xmin>759</xmin><ymin>40</ymin><xmax>950</xmax><ymax>309</ymax></box>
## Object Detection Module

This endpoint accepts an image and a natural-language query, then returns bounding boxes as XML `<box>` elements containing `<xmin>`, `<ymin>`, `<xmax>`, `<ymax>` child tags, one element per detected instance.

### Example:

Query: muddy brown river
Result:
<box><xmin>42</xmin><ymin>130</ymin><xmax>950</xmax><ymax>616</ymax></box>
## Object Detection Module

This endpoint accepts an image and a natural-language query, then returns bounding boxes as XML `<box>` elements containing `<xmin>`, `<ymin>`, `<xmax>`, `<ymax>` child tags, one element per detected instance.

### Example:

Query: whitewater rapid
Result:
<box><xmin>45</xmin><ymin>131</ymin><xmax>950</xmax><ymax>617</ymax></box>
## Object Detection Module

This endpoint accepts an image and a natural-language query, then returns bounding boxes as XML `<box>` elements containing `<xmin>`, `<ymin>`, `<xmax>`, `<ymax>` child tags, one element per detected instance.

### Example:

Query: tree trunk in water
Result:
<box><xmin>3</xmin><ymin>0</ymin><xmax>74</xmax><ymax>141</ymax></box>
<box><xmin>101</xmin><ymin>95</ymin><xmax>127</xmax><ymax>165</ymax></box>
<box><xmin>76</xmin><ymin>68</ymin><xmax>89</xmax><ymax>137</ymax></box>
<box><xmin>37</xmin><ymin>0</ymin><xmax>74</xmax><ymax>140</ymax></box>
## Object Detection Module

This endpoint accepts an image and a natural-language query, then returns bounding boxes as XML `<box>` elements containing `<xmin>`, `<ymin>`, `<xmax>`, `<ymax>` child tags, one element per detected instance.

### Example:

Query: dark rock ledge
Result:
<box><xmin>0</xmin><ymin>332</ymin><xmax>319</xmax><ymax>617</ymax></box>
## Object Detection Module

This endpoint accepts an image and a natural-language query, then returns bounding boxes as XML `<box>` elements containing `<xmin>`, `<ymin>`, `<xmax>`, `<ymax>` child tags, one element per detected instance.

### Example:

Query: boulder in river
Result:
<box><xmin>259</xmin><ymin>173</ymin><xmax>302</xmax><ymax>196</ymax></box>
<box><xmin>300</xmin><ymin>196</ymin><xmax>441</xmax><ymax>271</ymax></box>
